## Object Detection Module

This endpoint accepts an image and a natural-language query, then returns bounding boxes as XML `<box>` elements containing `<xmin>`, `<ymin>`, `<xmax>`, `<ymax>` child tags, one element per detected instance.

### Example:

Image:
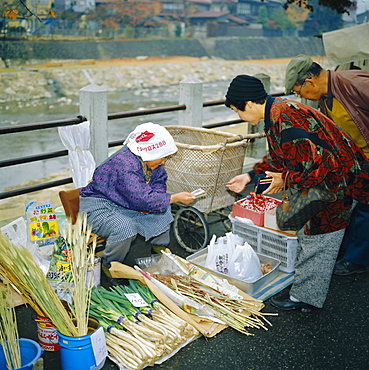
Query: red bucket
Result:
<box><xmin>36</xmin><ymin>315</ymin><xmax>60</xmax><ymax>351</ymax></box>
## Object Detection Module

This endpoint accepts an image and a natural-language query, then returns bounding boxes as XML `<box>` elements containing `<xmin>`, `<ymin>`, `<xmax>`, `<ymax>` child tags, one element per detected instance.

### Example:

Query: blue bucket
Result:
<box><xmin>57</xmin><ymin>318</ymin><xmax>106</xmax><ymax>370</ymax></box>
<box><xmin>0</xmin><ymin>338</ymin><xmax>43</xmax><ymax>370</ymax></box>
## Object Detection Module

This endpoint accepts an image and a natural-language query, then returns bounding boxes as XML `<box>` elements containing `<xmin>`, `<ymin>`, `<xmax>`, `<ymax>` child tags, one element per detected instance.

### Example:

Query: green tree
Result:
<box><xmin>258</xmin><ymin>5</ymin><xmax>269</xmax><ymax>28</ymax></box>
<box><xmin>272</xmin><ymin>8</ymin><xmax>292</xmax><ymax>30</ymax></box>
<box><xmin>174</xmin><ymin>23</ymin><xmax>182</xmax><ymax>38</ymax></box>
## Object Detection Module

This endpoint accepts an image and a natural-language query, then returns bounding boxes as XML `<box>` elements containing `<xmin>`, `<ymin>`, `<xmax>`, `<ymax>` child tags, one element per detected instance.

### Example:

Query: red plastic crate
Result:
<box><xmin>232</xmin><ymin>196</ymin><xmax>280</xmax><ymax>227</ymax></box>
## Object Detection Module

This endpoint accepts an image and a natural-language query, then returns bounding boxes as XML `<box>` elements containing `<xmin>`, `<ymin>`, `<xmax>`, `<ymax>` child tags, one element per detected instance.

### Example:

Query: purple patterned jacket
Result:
<box><xmin>80</xmin><ymin>146</ymin><xmax>171</xmax><ymax>214</ymax></box>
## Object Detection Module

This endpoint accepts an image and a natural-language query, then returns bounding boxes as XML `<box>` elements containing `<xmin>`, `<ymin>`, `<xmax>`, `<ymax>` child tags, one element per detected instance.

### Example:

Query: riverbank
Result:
<box><xmin>0</xmin><ymin>56</ymin><xmax>331</xmax><ymax>226</ymax></box>
<box><xmin>0</xmin><ymin>56</ymin><xmax>331</xmax><ymax>103</ymax></box>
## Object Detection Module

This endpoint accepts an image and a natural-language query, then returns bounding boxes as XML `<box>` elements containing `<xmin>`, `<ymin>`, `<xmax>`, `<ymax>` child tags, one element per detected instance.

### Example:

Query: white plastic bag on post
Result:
<box><xmin>58</xmin><ymin>120</ymin><xmax>96</xmax><ymax>188</ymax></box>
<box><xmin>228</xmin><ymin>242</ymin><xmax>263</xmax><ymax>282</ymax></box>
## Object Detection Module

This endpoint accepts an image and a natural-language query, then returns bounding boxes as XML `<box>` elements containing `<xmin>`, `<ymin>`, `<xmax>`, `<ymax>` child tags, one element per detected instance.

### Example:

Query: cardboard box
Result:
<box><xmin>264</xmin><ymin>202</ymin><xmax>297</xmax><ymax>235</ymax></box>
<box><xmin>232</xmin><ymin>202</ymin><xmax>264</xmax><ymax>226</ymax></box>
<box><xmin>232</xmin><ymin>196</ymin><xmax>280</xmax><ymax>227</ymax></box>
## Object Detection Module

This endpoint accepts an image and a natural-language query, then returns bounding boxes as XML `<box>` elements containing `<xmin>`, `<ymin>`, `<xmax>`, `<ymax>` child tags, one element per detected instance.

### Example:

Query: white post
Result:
<box><xmin>178</xmin><ymin>77</ymin><xmax>203</xmax><ymax>127</ymax></box>
<box><xmin>79</xmin><ymin>83</ymin><xmax>109</xmax><ymax>166</ymax></box>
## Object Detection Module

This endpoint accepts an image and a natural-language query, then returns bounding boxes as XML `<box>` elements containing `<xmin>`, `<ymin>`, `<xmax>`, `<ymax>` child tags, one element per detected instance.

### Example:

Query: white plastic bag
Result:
<box><xmin>58</xmin><ymin>120</ymin><xmax>96</xmax><ymax>188</ymax></box>
<box><xmin>226</xmin><ymin>232</ymin><xmax>244</xmax><ymax>254</ymax></box>
<box><xmin>205</xmin><ymin>232</ymin><xmax>245</xmax><ymax>275</ymax></box>
<box><xmin>1</xmin><ymin>217</ymin><xmax>53</xmax><ymax>275</ymax></box>
<box><xmin>205</xmin><ymin>235</ymin><xmax>231</xmax><ymax>274</ymax></box>
<box><xmin>228</xmin><ymin>242</ymin><xmax>263</xmax><ymax>282</ymax></box>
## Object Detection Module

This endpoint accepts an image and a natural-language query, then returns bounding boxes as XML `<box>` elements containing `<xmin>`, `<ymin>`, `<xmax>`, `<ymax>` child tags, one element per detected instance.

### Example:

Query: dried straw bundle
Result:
<box><xmin>0</xmin><ymin>283</ymin><xmax>21</xmax><ymax>369</ymax></box>
<box><xmin>61</xmin><ymin>214</ymin><xmax>97</xmax><ymax>336</ymax></box>
<box><xmin>0</xmin><ymin>231</ymin><xmax>78</xmax><ymax>337</ymax></box>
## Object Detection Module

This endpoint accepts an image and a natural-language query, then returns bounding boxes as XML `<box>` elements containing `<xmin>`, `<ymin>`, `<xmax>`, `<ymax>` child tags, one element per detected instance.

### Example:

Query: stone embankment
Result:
<box><xmin>0</xmin><ymin>56</ymin><xmax>331</xmax><ymax>103</ymax></box>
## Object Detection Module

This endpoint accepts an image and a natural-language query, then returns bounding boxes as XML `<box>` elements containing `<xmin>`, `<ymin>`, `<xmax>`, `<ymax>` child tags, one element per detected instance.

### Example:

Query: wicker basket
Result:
<box><xmin>165</xmin><ymin>125</ymin><xmax>250</xmax><ymax>213</ymax></box>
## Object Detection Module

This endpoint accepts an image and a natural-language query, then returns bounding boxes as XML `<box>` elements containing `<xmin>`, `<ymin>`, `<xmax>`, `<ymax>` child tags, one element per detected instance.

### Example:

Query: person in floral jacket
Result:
<box><xmin>285</xmin><ymin>54</ymin><xmax>369</xmax><ymax>276</ymax></box>
<box><xmin>225</xmin><ymin>75</ymin><xmax>369</xmax><ymax>311</ymax></box>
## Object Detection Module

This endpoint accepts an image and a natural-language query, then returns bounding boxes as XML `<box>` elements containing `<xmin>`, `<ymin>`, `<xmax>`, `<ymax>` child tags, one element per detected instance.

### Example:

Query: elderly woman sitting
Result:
<box><xmin>79</xmin><ymin>122</ymin><xmax>195</xmax><ymax>284</ymax></box>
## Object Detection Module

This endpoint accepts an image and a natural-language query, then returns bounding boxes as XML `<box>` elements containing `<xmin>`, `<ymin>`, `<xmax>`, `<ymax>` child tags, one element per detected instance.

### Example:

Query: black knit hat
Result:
<box><xmin>226</xmin><ymin>75</ymin><xmax>267</xmax><ymax>102</ymax></box>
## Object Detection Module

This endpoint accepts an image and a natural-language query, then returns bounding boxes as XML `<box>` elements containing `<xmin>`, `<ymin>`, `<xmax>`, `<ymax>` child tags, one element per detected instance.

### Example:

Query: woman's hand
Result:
<box><xmin>226</xmin><ymin>173</ymin><xmax>251</xmax><ymax>193</ymax></box>
<box><xmin>262</xmin><ymin>171</ymin><xmax>284</xmax><ymax>194</ymax></box>
<box><xmin>170</xmin><ymin>192</ymin><xmax>196</xmax><ymax>205</ymax></box>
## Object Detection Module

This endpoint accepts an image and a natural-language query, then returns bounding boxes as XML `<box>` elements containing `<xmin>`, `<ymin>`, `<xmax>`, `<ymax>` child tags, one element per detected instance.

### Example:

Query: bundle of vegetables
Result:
<box><xmin>0</xmin><ymin>232</ymin><xmax>78</xmax><ymax>337</ymax></box>
<box><xmin>0</xmin><ymin>283</ymin><xmax>21</xmax><ymax>370</ymax></box>
<box><xmin>89</xmin><ymin>280</ymin><xmax>199</xmax><ymax>370</ymax></box>
<box><xmin>153</xmin><ymin>274</ymin><xmax>276</xmax><ymax>335</ymax></box>
<box><xmin>0</xmin><ymin>213</ymin><xmax>97</xmax><ymax>337</ymax></box>
<box><xmin>60</xmin><ymin>213</ymin><xmax>97</xmax><ymax>336</ymax></box>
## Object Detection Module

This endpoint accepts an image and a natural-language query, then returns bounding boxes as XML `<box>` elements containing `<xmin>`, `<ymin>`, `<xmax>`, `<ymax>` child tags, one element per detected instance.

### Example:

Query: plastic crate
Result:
<box><xmin>231</xmin><ymin>218</ymin><xmax>259</xmax><ymax>252</ymax></box>
<box><xmin>232</xmin><ymin>218</ymin><xmax>298</xmax><ymax>273</ymax></box>
<box><xmin>258</xmin><ymin>228</ymin><xmax>298</xmax><ymax>273</ymax></box>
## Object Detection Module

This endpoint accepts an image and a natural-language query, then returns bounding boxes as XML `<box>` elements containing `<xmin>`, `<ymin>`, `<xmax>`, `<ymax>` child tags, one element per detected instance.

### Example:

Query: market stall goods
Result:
<box><xmin>0</xmin><ymin>232</ymin><xmax>79</xmax><ymax>337</ymax></box>
<box><xmin>0</xmin><ymin>283</ymin><xmax>21</xmax><ymax>369</ymax></box>
<box><xmin>153</xmin><ymin>274</ymin><xmax>274</xmax><ymax>335</ymax></box>
<box><xmin>89</xmin><ymin>281</ymin><xmax>199</xmax><ymax>369</ymax></box>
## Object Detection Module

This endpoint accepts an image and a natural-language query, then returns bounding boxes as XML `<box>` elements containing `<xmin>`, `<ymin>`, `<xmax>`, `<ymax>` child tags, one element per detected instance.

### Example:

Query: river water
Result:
<box><xmin>0</xmin><ymin>80</ymin><xmax>241</xmax><ymax>192</ymax></box>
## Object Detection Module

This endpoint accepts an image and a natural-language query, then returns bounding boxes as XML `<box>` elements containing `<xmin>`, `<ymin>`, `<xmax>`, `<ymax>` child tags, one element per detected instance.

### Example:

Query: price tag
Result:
<box><xmin>91</xmin><ymin>326</ymin><xmax>108</xmax><ymax>367</ymax></box>
<box><xmin>124</xmin><ymin>293</ymin><xmax>149</xmax><ymax>307</ymax></box>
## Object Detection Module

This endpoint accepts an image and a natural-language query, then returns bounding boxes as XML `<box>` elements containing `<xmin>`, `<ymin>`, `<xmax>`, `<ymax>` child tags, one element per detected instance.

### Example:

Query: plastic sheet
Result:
<box><xmin>58</xmin><ymin>121</ymin><xmax>96</xmax><ymax>188</ymax></box>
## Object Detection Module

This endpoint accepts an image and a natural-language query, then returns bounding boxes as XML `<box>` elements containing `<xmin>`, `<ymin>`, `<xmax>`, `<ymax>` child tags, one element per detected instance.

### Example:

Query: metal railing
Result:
<box><xmin>0</xmin><ymin>90</ymin><xmax>284</xmax><ymax>201</ymax></box>
<box><xmin>0</xmin><ymin>100</ymin><xmax>239</xmax><ymax>200</ymax></box>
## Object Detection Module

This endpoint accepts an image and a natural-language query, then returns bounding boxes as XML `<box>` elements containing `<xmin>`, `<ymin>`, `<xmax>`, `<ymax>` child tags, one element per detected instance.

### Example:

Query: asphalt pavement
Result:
<box><xmin>15</xmin><ymin>211</ymin><xmax>369</xmax><ymax>370</ymax></box>
<box><xmin>11</xmin><ymin>177</ymin><xmax>368</xmax><ymax>370</ymax></box>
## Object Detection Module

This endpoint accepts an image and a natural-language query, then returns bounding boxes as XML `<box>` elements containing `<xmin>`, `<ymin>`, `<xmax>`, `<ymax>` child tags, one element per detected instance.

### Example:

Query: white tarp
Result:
<box><xmin>322</xmin><ymin>23</ymin><xmax>369</xmax><ymax>66</ymax></box>
<box><xmin>58</xmin><ymin>121</ymin><xmax>96</xmax><ymax>188</ymax></box>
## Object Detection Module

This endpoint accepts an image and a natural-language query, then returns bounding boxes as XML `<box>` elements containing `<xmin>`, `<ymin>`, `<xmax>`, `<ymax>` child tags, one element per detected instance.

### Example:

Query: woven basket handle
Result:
<box><xmin>224</xmin><ymin>134</ymin><xmax>244</xmax><ymax>144</ymax></box>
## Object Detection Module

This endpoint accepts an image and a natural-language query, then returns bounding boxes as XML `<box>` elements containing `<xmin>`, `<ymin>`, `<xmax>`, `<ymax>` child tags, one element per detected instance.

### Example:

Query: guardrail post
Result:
<box><xmin>79</xmin><ymin>84</ymin><xmax>109</xmax><ymax>166</ymax></box>
<box><xmin>178</xmin><ymin>77</ymin><xmax>203</xmax><ymax>127</ymax></box>
<box><xmin>248</xmin><ymin>73</ymin><xmax>269</xmax><ymax>159</ymax></box>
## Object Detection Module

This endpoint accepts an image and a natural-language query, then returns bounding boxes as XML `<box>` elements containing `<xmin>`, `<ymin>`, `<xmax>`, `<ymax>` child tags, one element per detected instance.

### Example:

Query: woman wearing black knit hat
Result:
<box><xmin>224</xmin><ymin>74</ymin><xmax>369</xmax><ymax>312</ymax></box>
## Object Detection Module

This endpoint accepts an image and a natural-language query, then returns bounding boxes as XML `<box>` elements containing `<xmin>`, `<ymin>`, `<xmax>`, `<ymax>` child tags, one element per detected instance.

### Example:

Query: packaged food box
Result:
<box><xmin>232</xmin><ymin>195</ymin><xmax>280</xmax><ymax>227</ymax></box>
<box><xmin>264</xmin><ymin>205</ymin><xmax>297</xmax><ymax>235</ymax></box>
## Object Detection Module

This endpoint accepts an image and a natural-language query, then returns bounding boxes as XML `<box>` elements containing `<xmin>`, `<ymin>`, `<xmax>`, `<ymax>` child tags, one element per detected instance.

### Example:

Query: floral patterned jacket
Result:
<box><xmin>254</xmin><ymin>96</ymin><xmax>369</xmax><ymax>235</ymax></box>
